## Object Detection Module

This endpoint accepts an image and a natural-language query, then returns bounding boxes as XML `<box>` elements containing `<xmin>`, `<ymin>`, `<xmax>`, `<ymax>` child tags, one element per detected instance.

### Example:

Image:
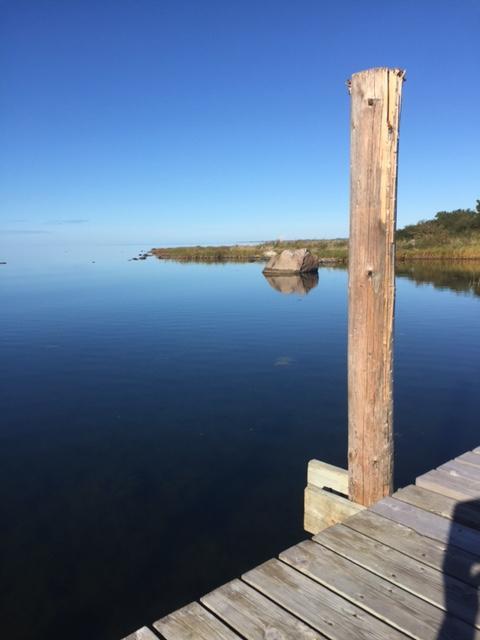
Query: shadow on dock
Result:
<box><xmin>437</xmin><ymin>498</ymin><xmax>480</xmax><ymax>639</ymax></box>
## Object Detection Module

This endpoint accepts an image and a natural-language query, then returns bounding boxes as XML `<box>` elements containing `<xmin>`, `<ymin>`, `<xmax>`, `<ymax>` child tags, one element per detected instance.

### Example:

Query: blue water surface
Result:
<box><xmin>1</xmin><ymin>249</ymin><xmax>479</xmax><ymax>639</ymax></box>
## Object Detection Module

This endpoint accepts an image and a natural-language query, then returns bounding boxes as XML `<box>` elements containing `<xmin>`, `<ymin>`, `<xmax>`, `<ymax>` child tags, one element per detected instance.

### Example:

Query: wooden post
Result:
<box><xmin>347</xmin><ymin>67</ymin><xmax>405</xmax><ymax>506</ymax></box>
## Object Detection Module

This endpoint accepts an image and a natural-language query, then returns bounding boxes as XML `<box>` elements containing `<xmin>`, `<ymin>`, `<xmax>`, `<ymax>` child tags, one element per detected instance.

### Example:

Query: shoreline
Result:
<box><xmin>148</xmin><ymin>241</ymin><xmax>480</xmax><ymax>264</ymax></box>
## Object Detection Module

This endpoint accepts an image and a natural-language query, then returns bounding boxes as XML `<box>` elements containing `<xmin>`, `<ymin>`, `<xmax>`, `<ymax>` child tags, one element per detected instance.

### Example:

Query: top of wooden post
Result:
<box><xmin>347</xmin><ymin>67</ymin><xmax>406</xmax><ymax>94</ymax></box>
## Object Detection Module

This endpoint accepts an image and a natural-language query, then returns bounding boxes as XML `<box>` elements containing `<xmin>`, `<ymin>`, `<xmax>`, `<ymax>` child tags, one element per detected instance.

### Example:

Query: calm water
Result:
<box><xmin>1</xmin><ymin>251</ymin><xmax>479</xmax><ymax>640</ymax></box>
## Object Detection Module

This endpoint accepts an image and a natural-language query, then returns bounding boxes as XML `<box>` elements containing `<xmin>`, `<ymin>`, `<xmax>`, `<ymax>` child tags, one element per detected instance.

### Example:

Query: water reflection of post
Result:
<box><xmin>263</xmin><ymin>272</ymin><xmax>319</xmax><ymax>295</ymax></box>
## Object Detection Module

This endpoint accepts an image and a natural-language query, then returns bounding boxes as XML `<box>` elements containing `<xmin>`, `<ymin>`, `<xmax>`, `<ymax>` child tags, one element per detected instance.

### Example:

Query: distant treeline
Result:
<box><xmin>396</xmin><ymin>199</ymin><xmax>480</xmax><ymax>259</ymax></box>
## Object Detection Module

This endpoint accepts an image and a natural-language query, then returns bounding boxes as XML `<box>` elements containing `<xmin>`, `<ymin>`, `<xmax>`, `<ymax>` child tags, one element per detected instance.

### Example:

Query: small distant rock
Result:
<box><xmin>263</xmin><ymin>250</ymin><xmax>277</xmax><ymax>258</ymax></box>
<box><xmin>0</xmin><ymin>261</ymin><xmax>6</xmax><ymax>265</ymax></box>
<box><xmin>263</xmin><ymin>248</ymin><xmax>319</xmax><ymax>274</ymax></box>
<box><xmin>130</xmin><ymin>251</ymin><xmax>152</xmax><ymax>262</ymax></box>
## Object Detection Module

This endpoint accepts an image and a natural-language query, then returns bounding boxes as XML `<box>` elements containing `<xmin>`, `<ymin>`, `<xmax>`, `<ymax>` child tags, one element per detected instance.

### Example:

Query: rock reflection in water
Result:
<box><xmin>263</xmin><ymin>271</ymin><xmax>319</xmax><ymax>295</ymax></box>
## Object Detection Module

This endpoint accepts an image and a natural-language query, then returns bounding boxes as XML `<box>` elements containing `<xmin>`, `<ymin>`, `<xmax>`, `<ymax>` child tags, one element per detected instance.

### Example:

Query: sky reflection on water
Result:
<box><xmin>1</xmin><ymin>253</ymin><xmax>479</xmax><ymax>639</ymax></box>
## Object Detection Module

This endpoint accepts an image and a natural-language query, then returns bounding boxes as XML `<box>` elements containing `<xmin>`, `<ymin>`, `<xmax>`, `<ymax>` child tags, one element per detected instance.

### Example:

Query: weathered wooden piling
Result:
<box><xmin>347</xmin><ymin>67</ymin><xmax>405</xmax><ymax>506</ymax></box>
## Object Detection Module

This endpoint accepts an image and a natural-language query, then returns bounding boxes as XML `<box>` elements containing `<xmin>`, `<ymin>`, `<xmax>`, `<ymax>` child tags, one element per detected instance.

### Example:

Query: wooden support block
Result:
<box><xmin>307</xmin><ymin>459</ymin><xmax>348</xmax><ymax>495</ymax></box>
<box><xmin>304</xmin><ymin>484</ymin><xmax>364</xmax><ymax>535</ymax></box>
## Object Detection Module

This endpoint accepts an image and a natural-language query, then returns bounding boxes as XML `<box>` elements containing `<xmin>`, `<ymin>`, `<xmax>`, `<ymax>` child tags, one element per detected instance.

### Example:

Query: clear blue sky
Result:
<box><xmin>1</xmin><ymin>0</ymin><xmax>479</xmax><ymax>247</ymax></box>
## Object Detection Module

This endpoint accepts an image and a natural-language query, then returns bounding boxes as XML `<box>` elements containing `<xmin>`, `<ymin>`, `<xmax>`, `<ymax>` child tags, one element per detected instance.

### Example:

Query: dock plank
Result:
<box><xmin>395</xmin><ymin>485</ymin><xmax>480</xmax><ymax>530</ymax></box>
<box><xmin>154</xmin><ymin>602</ymin><xmax>241</xmax><ymax>640</ymax></box>
<box><xmin>312</xmin><ymin>522</ymin><xmax>480</xmax><ymax>628</ymax></box>
<box><xmin>201</xmin><ymin>578</ymin><xmax>321</xmax><ymax>639</ymax></box>
<box><xmin>456</xmin><ymin>452</ymin><xmax>480</xmax><ymax>468</ymax></box>
<box><xmin>243</xmin><ymin>558</ymin><xmax>408</xmax><ymax>640</ymax></box>
<box><xmin>416</xmin><ymin>469</ymin><xmax>480</xmax><ymax>501</ymax></box>
<box><xmin>344</xmin><ymin>509</ymin><xmax>480</xmax><ymax>588</ymax></box>
<box><xmin>440</xmin><ymin>460</ymin><xmax>480</xmax><ymax>483</ymax></box>
<box><xmin>122</xmin><ymin>628</ymin><xmax>159</xmax><ymax>640</ymax></box>
<box><xmin>280</xmin><ymin>539</ymin><xmax>475</xmax><ymax>639</ymax></box>
<box><xmin>371</xmin><ymin>496</ymin><xmax>480</xmax><ymax>555</ymax></box>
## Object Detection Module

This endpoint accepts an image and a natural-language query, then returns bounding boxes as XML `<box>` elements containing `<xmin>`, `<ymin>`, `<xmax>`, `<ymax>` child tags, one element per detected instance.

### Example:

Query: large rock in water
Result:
<box><xmin>263</xmin><ymin>248</ymin><xmax>319</xmax><ymax>275</ymax></box>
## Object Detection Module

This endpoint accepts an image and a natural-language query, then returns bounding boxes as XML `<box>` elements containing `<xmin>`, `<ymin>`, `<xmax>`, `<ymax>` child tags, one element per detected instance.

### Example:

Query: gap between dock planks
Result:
<box><xmin>122</xmin><ymin>446</ymin><xmax>480</xmax><ymax>640</ymax></box>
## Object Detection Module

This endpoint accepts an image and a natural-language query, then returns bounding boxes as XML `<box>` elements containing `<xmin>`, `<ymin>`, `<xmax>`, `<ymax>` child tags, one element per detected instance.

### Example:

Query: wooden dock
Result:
<box><xmin>123</xmin><ymin>446</ymin><xmax>480</xmax><ymax>640</ymax></box>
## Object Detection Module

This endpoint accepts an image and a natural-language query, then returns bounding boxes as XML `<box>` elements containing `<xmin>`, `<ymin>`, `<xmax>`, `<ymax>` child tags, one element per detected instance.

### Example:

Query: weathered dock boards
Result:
<box><xmin>122</xmin><ymin>447</ymin><xmax>480</xmax><ymax>640</ymax></box>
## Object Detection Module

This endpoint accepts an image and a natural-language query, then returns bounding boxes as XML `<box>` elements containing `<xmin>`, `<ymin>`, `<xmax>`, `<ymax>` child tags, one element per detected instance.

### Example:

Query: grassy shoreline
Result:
<box><xmin>151</xmin><ymin>203</ymin><xmax>480</xmax><ymax>262</ymax></box>
<box><xmin>151</xmin><ymin>238</ymin><xmax>480</xmax><ymax>263</ymax></box>
<box><xmin>151</xmin><ymin>239</ymin><xmax>348</xmax><ymax>263</ymax></box>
